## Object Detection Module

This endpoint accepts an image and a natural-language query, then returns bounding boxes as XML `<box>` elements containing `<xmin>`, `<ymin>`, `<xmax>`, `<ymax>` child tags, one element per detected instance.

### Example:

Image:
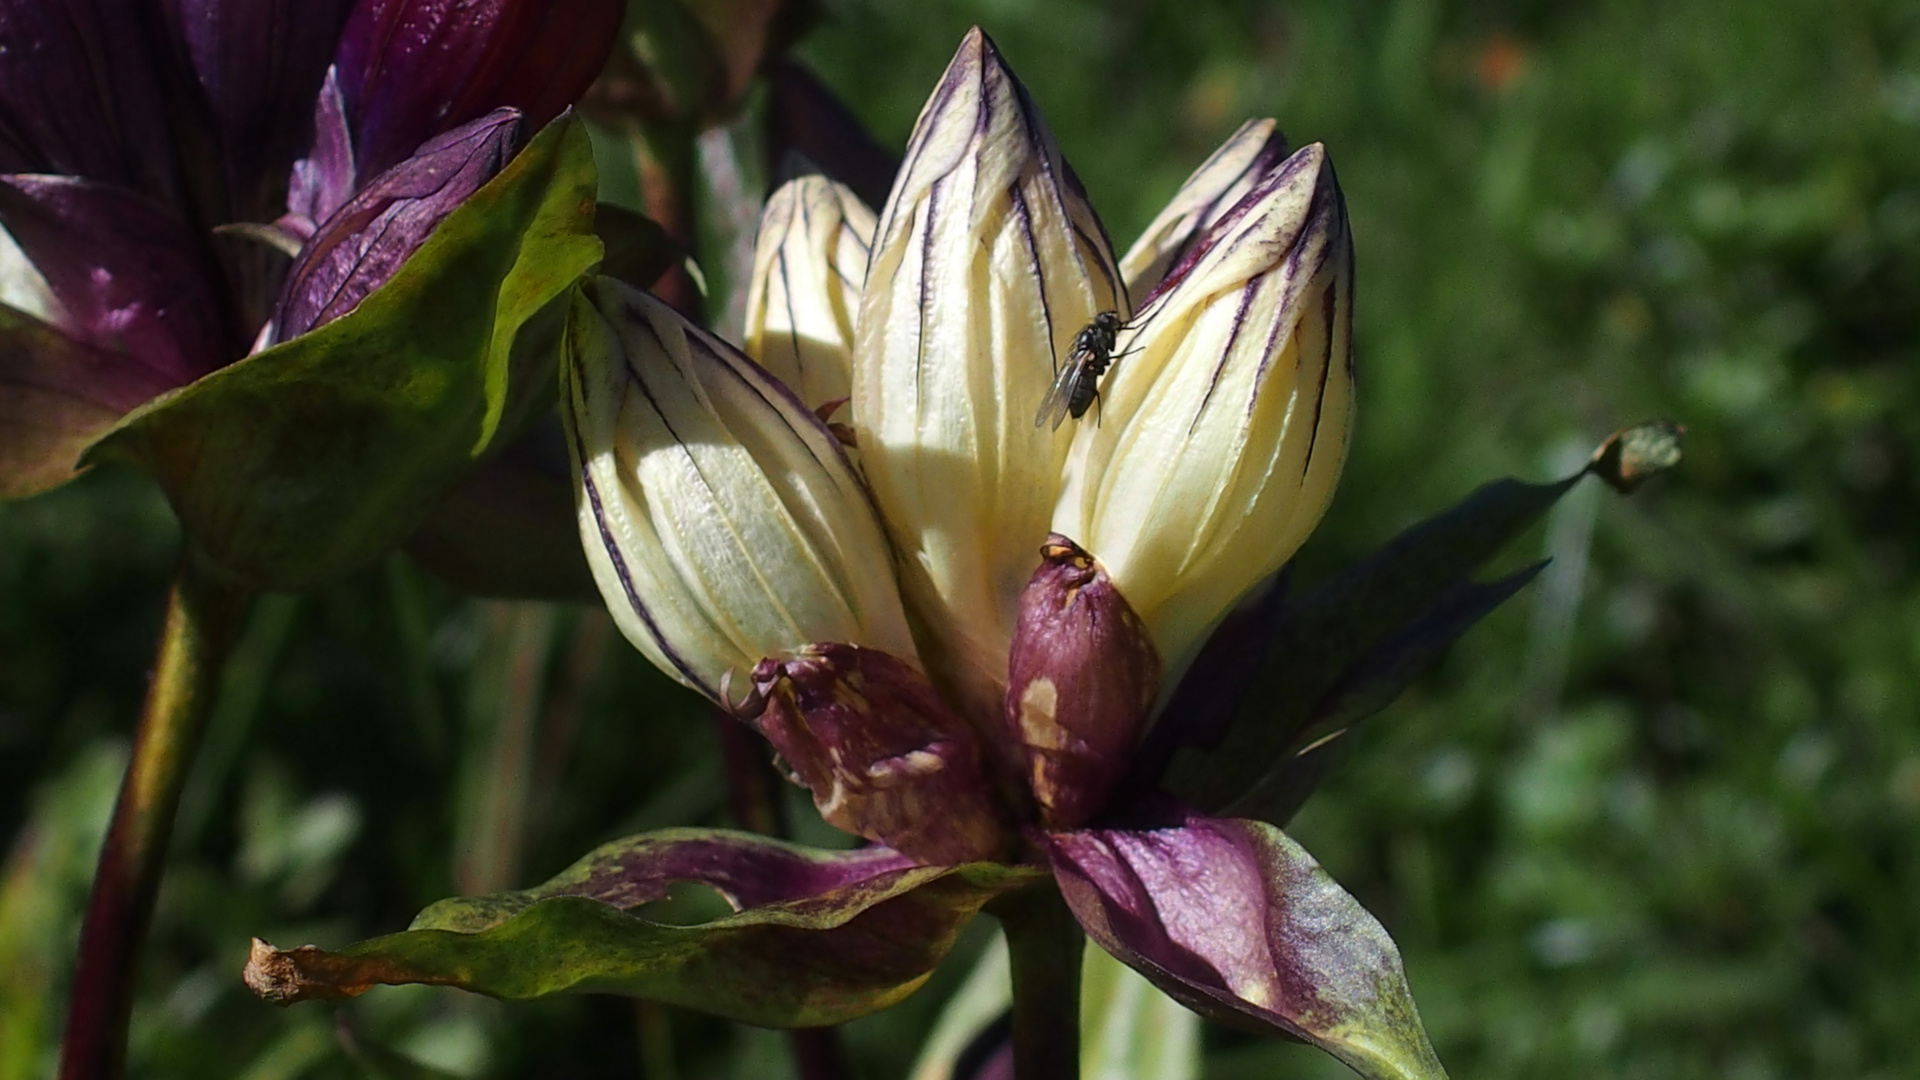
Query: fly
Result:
<box><xmin>1035</xmin><ymin>310</ymin><xmax>1126</xmax><ymax>430</ymax></box>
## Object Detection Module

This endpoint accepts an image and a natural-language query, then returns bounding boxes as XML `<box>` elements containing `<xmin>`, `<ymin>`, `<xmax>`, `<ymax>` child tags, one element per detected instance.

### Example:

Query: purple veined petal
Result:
<box><xmin>764</xmin><ymin>59</ymin><xmax>900</xmax><ymax>212</ymax></box>
<box><xmin>852</xmin><ymin>27</ymin><xmax>1128</xmax><ymax>726</ymax></box>
<box><xmin>333</xmin><ymin>0</ymin><xmax>621</xmax><ymax>180</ymax></box>
<box><xmin>0</xmin><ymin>0</ymin><xmax>179</xmax><ymax>198</ymax></box>
<box><xmin>1120</xmin><ymin>118</ymin><xmax>1291</xmax><ymax>300</ymax></box>
<box><xmin>0</xmin><ymin>305</ymin><xmax>177</xmax><ymax>497</ymax></box>
<box><xmin>1046</xmin><ymin>814</ymin><xmax>1448</xmax><ymax>1080</ymax></box>
<box><xmin>0</xmin><ymin>175</ymin><xmax>227</xmax><ymax>384</ymax></box>
<box><xmin>267</xmin><ymin>107</ymin><xmax>520</xmax><ymax>344</ymax></box>
<box><xmin>281</xmin><ymin>65</ymin><xmax>357</xmax><ymax>240</ymax></box>
<box><xmin>744</xmin><ymin>643</ymin><xmax>1011</xmax><ymax>867</ymax></box>
<box><xmin>160</xmin><ymin>0</ymin><xmax>353</xmax><ymax>219</ymax></box>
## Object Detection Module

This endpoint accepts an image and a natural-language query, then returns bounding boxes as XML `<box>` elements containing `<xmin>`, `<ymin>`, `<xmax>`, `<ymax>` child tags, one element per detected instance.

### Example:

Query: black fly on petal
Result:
<box><xmin>1035</xmin><ymin>310</ymin><xmax>1132</xmax><ymax>429</ymax></box>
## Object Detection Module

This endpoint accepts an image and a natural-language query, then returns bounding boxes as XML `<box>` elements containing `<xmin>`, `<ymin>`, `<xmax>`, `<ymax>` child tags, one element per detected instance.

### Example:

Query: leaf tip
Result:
<box><xmin>1588</xmin><ymin>419</ymin><xmax>1684</xmax><ymax>494</ymax></box>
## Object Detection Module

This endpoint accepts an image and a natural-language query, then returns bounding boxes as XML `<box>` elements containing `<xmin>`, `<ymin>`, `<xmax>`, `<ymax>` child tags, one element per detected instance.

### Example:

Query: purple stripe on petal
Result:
<box><xmin>1047</xmin><ymin>813</ymin><xmax>1447</xmax><ymax>1080</ymax></box>
<box><xmin>268</xmin><ymin>107</ymin><xmax>520</xmax><ymax>343</ymax></box>
<box><xmin>0</xmin><ymin>175</ymin><xmax>227</xmax><ymax>382</ymax></box>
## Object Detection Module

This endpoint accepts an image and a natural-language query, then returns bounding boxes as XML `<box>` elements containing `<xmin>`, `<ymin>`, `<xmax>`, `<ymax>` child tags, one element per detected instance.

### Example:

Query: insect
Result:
<box><xmin>1034</xmin><ymin>310</ymin><xmax>1126</xmax><ymax>430</ymax></box>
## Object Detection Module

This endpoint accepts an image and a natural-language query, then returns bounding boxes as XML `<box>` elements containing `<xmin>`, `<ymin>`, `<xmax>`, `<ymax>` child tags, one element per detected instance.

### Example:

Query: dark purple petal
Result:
<box><xmin>742</xmin><ymin>644</ymin><xmax>1011</xmax><ymax>866</ymax></box>
<box><xmin>0</xmin><ymin>0</ymin><xmax>178</xmax><ymax>196</ymax></box>
<box><xmin>1005</xmin><ymin>534</ymin><xmax>1162</xmax><ymax>829</ymax></box>
<box><xmin>0</xmin><ymin>306</ymin><xmax>176</xmax><ymax>497</ymax></box>
<box><xmin>0</xmin><ymin>175</ymin><xmax>226</xmax><ymax>382</ymax></box>
<box><xmin>161</xmin><ymin>0</ymin><xmax>352</xmax><ymax>216</ymax></box>
<box><xmin>1046</xmin><ymin>814</ymin><xmax>1446</xmax><ymax>1080</ymax></box>
<box><xmin>269</xmin><ymin>108</ymin><xmax>520</xmax><ymax>343</ymax></box>
<box><xmin>333</xmin><ymin>0</ymin><xmax>621</xmax><ymax>179</ymax></box>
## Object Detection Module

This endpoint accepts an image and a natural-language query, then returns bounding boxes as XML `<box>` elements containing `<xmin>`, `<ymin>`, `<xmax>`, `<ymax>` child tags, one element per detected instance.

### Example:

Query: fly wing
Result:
<box><xmin>1034</xmin><ymin>353</ymin><xmax>1082</xmax><ymax>430</ymax></box>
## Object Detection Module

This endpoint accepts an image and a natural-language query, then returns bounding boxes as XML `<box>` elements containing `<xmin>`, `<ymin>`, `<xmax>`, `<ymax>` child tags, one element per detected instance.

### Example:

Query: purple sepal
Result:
<box><xmin>268</xmin><ymin>107</ymin><xmax>520</xmax><ymax>344</ymax></box>
<box><xmin>333</xmin><ymin>0</ymin><xmax>622</xmax><ymax>180</ymax></box>
<box><xmin>0</xmin><ymin>0</ymin><xmax>178</xmax><ymax>197</ymax></box>
<box><xmin>0</xmin><ymin>175</ymin><xmax>225</xmax><ymax>383</ymax></box>
<box><xmin>1046</xmin><ymin>813</ymin><xmax>1446</xmax><ymax>1080</ymax></box>
<box><xmin>742</xmin><ymin>644</ymin><xmax>1010</xmax><ymax>867</ymax></box>
<box><xmin>282</xmin><ymin>65</ymin><xmax>357</xmax><ymax>239</ymax></box>
<box><xmin>162</xmin><ymin>0</ymin><xmax>353</xmax><ymax>216</ymax></box>
<box><xmin>1005</xmin><ymin>534</ymin><xmax>1162</xmax><ymax>829</ymax></box>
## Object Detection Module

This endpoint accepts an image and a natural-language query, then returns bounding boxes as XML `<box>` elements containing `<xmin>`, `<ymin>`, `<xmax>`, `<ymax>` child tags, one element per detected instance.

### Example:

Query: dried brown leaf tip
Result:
<box><xmin>244</xmin><ymin>938</ymin><xmax>398</xmax><ymax>1006</ymax></box>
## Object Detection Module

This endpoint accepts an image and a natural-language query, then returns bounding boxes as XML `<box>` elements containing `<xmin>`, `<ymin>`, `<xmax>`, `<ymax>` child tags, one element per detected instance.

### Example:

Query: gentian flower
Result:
<box><xmin>557</xmin><ymin>31</ymin><xmax>1432</xmax><ymax>1078</ymax></box>
<box><xmin>0</xmin><ymin>0</ymin><xmax>620</xmax><ymax>532</ymax></box>
<box><xmin>245</xmin><ymin>29</ymin><xmax>1464</xmax><ymax>1080</ymax></box>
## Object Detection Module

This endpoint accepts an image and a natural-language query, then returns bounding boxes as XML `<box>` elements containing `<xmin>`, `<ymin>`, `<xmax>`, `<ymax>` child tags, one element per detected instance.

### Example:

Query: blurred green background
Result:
<box><xmin>5</xmin><ymin>0</ymin><xmax>1918</xmax><ymax>1077</ymax></box>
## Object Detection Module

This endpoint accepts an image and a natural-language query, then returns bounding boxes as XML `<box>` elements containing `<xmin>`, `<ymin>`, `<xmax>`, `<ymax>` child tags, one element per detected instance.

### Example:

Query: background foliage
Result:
<box><xmin>5</xmin><ymin>0</ymin><xmax>1917</xmax><ymax>1077</ymax></box>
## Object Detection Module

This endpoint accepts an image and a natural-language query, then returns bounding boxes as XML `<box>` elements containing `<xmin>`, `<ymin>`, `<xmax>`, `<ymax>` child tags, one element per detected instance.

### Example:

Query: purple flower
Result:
<box><xmin>0</xmin><ymin>0</ymin><xmax>621</xmax><ymax>497</ymax></box>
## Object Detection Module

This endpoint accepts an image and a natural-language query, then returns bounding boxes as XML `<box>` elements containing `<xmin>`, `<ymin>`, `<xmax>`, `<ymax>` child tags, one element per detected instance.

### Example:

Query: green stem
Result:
<box><xmin>996</xmin><ymin>882</ymin><xmax>1085</xmax><ymax>1080</ymax></box>
<box><xmin>59</xmin><ymin>560</ymin><xmax>252</xmax><ymax>1080</ymax></box>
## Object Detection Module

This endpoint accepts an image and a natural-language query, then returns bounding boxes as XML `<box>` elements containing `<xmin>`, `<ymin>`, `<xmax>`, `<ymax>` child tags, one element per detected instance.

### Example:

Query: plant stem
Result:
<box><xmin>59</xmin><ymin>560</ymin><xmax>251</xmax><ymax>1080</ymax></box>
<box><xmin>996</xmin><ymin>882</ymin><xmax>1085</xmax><ymax>1080</ymax></box>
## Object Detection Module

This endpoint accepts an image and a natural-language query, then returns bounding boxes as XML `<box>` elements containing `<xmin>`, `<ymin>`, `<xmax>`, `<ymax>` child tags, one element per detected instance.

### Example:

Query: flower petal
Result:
<box><xmin>0</xmin><ymin>0</ymin><xmax>179</xmax><ymax>196</ymax></box>
<box><xmin>334</xmin><ymin>0</ymin><xmax>622</xmax><ymax>179</ymax></box>
<box><xmin>1046</xmin><ymin>814</ymin><xmax>1447</xmax><ymax>1080</ymax></box>
<box><xmin>164</xmin><ymin>0</ymin><xmax>354</xmax><ymax>217</ymax></box>
<box><xmin>282</xmin><ymin>65</ymin><xmax>357</xmax><ymax>238</ymax></box>
<box><xmin>565</xmin><ymin>276</ymin><xmax>916</xmax><ymax>701</ymax></box>
<box><xmin>269</xmin><ymin>108</ymin><xmax>520</xmax><ymax>343</ymax></box>
<box><xmin>0</xmin><ymin>175</ymin><xmax>226</xmax><ymax>383</ymax></box>
<box><xmin>853</xmin><ymin>27</ymin><xmax>1125</xmax><ymax>722</ymax></box>
<box><xmin>742</xmin><ymin>176</ymin><xmax>874</xmax><ymax>411</ymax></box>
<box><xmin>743</xmin><ymin>643</ymin><xmax>1009</xmax><ymax>865</ymax></box>
<box><xmin>1059</xmin><ymin>144</ymin><xmax>1354</xmax><ymax>665</ymax></box>
<box><xmin>1119</xmin><ymin>118</ymin><xmax>1291</xmax><ymax>300</ymax></box>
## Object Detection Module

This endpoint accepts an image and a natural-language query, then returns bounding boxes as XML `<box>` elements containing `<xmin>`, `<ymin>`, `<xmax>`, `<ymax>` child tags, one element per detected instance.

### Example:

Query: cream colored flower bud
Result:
<box><xmin>1059</xmin><ymin>144</ymin><xmax>1355</xmax><ymax>665</ymax></box>
<box><xmin>563</xmin><ymin>276</ymin><xmax>916</xmax><ymax>701</ymax></box>
<box><xmin>852</xmin><ymin>27</ymin><xmax>1126</xmax><ymax>720</ymax></box>
<box><xmin>741</xmin><ymin>176</ymin><xmax>875</xmax><ymax>410</ymax></box>
<box><xmin>1118</xmin><ymin>118</ymin><xmax>1291</xmax><ymax>299</ymax></box>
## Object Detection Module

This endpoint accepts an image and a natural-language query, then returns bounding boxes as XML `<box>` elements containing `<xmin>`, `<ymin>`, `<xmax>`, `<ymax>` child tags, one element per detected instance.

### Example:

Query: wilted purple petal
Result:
<box><xmin>268</xmin><ymin>108</ymin><xmax>520</xmax><ymax>343</ymax></box>
<box><xmin>1046</xmin><ymin>813</ymin><xmax>1447</xmax><ymax>1080</ymax></box>
<box><xmin>0</xmin><ymin>0</ymin><xmax>178</xmax><ymax>197</ymax></box>
<box><xmin>0</xmin><ymin>306</ymin><xmax>177</xmax><ymax>497</ymax></box>
<box><xmin>744</xmin><ymin>644</ymin><xmax>1010</xmax><ymax>866</ymax></box>
<box><xmin>0</xmin><ymin>175</ymin><xmax>226</xmax><ymax>383</ymax></box>
<box><xmin>282</xmin><ymin>65</ymin><xmax>358</xmax><ymax>239</ymax></box>
<box><xmin>334</xmin><ymin>0</ymin><xmax>621</xmax><ymax>179</ymax></box>
<box><xmin>162</xmin><ymin>0</ymin><xmax>352</xmax><ymax>217</ymax></box>
<box><xmin>1005</xmin><ymin>535</ymin><xmax>1162</xmax><ymax>829</ymax></box>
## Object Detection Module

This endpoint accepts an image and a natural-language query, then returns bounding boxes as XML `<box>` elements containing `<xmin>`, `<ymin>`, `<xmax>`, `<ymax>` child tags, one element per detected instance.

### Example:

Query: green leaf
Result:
<box><xmin>83</xmin><ymin>115</ymin><xmax>602</xmax><ymax>590</ymax></box>
<box><xmin>1153</xmin><ymin>421</ymin><xmax>1683</xmax><ymax>822</ymax></box>
<box><xmin>243</xmin><ymin>828</ymin><xmax>1040</xmax><ymax>1028</ymax></box>
<box><xmin>0</xmin><ymin>307</ymin><xmax>174</xmax><ymax>499</ymax></box>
